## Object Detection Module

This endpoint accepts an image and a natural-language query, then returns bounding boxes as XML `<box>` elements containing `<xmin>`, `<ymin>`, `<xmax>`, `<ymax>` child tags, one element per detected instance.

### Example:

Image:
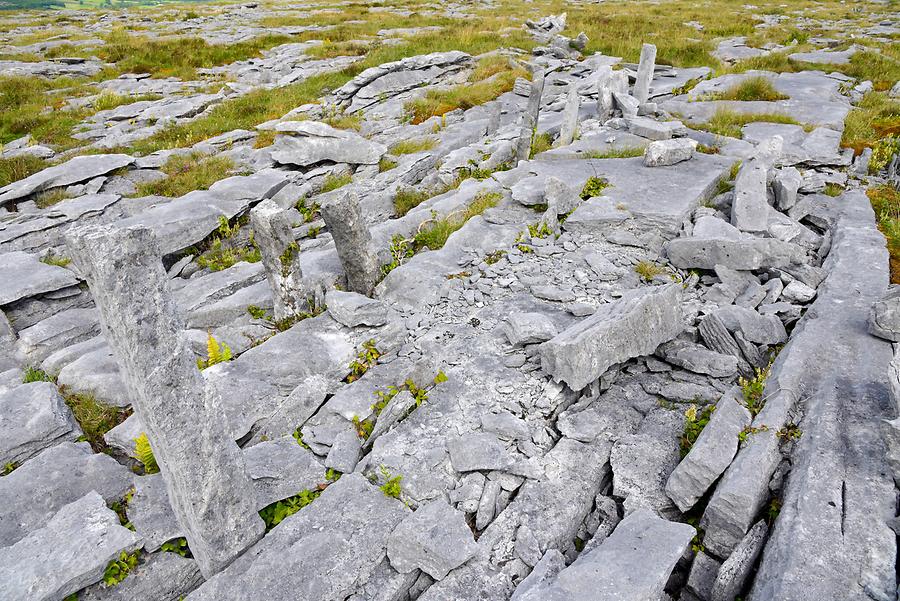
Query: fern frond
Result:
<box><xmin>133</xmin><ymin>433</ymin><xmax>159</xmax><ymax>474</ymax></box>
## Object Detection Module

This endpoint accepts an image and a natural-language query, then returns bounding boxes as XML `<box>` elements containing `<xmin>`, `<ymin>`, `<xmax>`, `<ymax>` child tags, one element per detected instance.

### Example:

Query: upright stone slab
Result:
<box><xmin>633</xmin><ymin>43</ymin><xmax>657</xmax><ymax>104</ymax></box>
<box><xmin>540</xmin><ymin>283</ymin><xmax>683</xmax><ymax>390</ymax></box>
<box><xmin>250</xmin><ymin>199</ymin><xmax>307</xmax><ymax>322</ymax></box>
<box><xmin>731</xmin><ymin>160</ymin><xmax>769</xmax><ymax>233</ymax></box>
<box><xmin>515</xmin><ymin>70</ymin><xmax>546</xmax><ymax>162</ymax></box>
<box><xmin>596</xmin><ymin>66</ymin><xmax>615</xmax><ymax>122</ymax></box>
<box><xmin>65</xmin><ymin>224</ymin><xmax>264</xmax><ymax>578</ymax></box>
<box><xmin>320</xmin><ymin>192</ymin><xmax>381</xmax><ymax>296</ymax></box>
<box><xmin>558</xmin><ymin>87</ymin><xmax>580</xmax><ymax>146</ymax></box>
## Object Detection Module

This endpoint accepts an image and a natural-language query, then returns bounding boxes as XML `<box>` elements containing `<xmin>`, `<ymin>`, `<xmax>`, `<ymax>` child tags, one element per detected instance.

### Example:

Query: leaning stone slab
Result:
<box><xmin>710</xmin><ymin>520</ymin><xmax>767</xmax><ymax>601</ymax></box>
<box><xmin>0</xmin><ymin>491</ymin><xmax>142</xmax><ymax>601</ymax></box>
<box><xmin>0</xmin><ymin>381</ymin><xmax>81</xmax><ymax>466</ymax></box>
<box><xmin>66</xmin><ymin>224</ymin><xmax>263</xmax><ymax>578</ymax></box>
<box><xmin>0</xmin><ymin>441</ymin><xmax>132</xmax><ymax>547</ymax></box>
<box><xmin>188</xmin><ymin>473</ymin><xmax>409</xmax><ymax>601</ymax></box>
<box><xmin>0</xmin><ymin>154</ymin><xmax>134</xmax><ymax>207</ymax></box>
<box><xmin>869</xmin><ymin>286</ymin><xmax>900</xmax><ymax>342</ymax></box>
<box><xmin>387</xmin><ymin>498</ymin><xmax>478</xmax><ymax>580</ymax></box>
<box><xmin>665</xmin><ymin>237</ymin><xmax>804</xmax><ymax>270</ymax></box>
<box><xmin>540</xmin><ymin>283</ymin><xmax>683</xmax><ymax>390</ymax></box>
<box><xmin>515</xmin><ymin>70</ymin><xmax>546</xmax><ymax>162</ymax></box>
<box><xmin>710</xmin><ymin>305</ymin><xmax>787</xmax><ymax>345</ymax></box>
<box><xmin>658</xmin><ymin>339</ymin><xmax>738</xmax><ymax>377</ymax></box>
<box><xmin>665</xmin><ymin>388</ymin><xmax>751</xmax><ymax>513</ymax></box>
<box><xmin>633</xmin><ymin>43</ymin><xmax>657</xmax><ymax>104</ymax></box>
<box><xmin>0</xmin><ymin>251</ymin><xmax>80</xmax><ymax>307</ymax></box>
<box><xmin>644</xmin><ymin>138</ymin><xmax>696</xmax><ymax>167</ymax></box>
<box><xmin>528</xmin><ymin>508</ymin><xmax>694</xmax><ymax>601</ymax></box>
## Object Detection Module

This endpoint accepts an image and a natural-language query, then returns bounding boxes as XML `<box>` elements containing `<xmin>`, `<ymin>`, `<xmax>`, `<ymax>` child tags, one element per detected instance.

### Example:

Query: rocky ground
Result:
<box><xmin>1</xmin><ymin>0</ymin><xmax>900</xmax><ymax>600</ymax></box>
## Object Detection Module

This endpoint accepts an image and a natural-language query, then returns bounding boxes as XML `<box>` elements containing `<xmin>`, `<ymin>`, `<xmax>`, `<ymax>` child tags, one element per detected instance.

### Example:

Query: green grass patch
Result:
<box><xmin>688</xmin><ymin>107</ymin><xmax>801</xmax><ymax>139</ymax></box>
<box><xmin>135</xmin><ymin>153</ymin><xmax>234</xmax><ymax>197</ymax></box>
<box><xmin>842</xmin><ymin>91</ymin><xmax>900</xmax><ymax>157</ymax></box>
<box><xmin>583</xmin><ymin>146</ymin><xmax>645</xmax><ymax>159</ymax></box>
<box><xmin>703</xmin><ymin>76</ymin><xmax>789</xmax><ymax>101</ymax></box>
<box><xmin>412</xmin><ymin>190</ymin><xmax>500</xmax><ymax>251</ymax></box>
<box><xmin>869</xmin><ymin>185</ymin><xmax>900</xmax><ymax>284</ymax></box>
<box><xmin>390</xmin><ymin>138</ymin><xmax>436</xmax><ymax>155</ymax></box>
<box><xmin>99</xmin><ymin>29</ymin><xmax>294</xmax><ymax>80</ymax></box>
<box><xmin>321</xmin><ymin>172</ymin><xmax>352</xmax><ymax>193</ymax></box>
<box><xmin>60</xmin><ymin>387</ymin><xmax>131</xmax><ymax>453</ymax></box>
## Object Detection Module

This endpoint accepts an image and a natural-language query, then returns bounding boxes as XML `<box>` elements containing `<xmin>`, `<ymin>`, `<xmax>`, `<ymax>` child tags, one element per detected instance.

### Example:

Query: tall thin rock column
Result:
<box><xmin>633</xmin><ymin>43</ymin><xmax>657</xmax><ymax>104</ymax></box>
<box><xmin>515</xmin><ymin>69</ymin><xmax>546</xmax><ymax>163</ymax></box>
<box><xmin>597</xmin><ymin>65</ymin><xmax>615</xmax><ymax>123</ymax></box>
<box><xmin>320</xmin><ymin>191</ymin><xmax>381</xmax><ymax>296</ymax></box>
<box><xmin>558</xmin><ymin>86</ymin><xmax>581</xmax><ymax>146</ymax></box>
<box><xmin>250</xmin><ymin>199</ymin><xmax>308</xmax><ymax>321</ymax></box>
<box><xmin>65</xmin><ymin>224</ymin><xmax>264</xmax><ymax>578</ymax></box>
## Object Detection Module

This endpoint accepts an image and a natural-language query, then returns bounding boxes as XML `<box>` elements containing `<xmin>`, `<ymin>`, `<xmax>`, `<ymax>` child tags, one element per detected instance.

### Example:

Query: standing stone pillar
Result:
<box><xmin>320</xmin><ymin>192</ymin><xmax>380</xmax><ymax>296</ymax></box>
<box><xmin>558</xmin><ymin>87</ymin><xmax>581</xmax><ymax>146</ymax></box>
<box><xmin>515</xmin><ymin>69</ymin><xmax>546</xmax><ymax>163</ymax></box>
<box><xmin>65</xmin><ymin>224</ymin><xmax>264</xmax><ymax>579</ymax></box>
<box><xmin>597</xmin><ymin>65</ymin><xmax>615</xmax><ymax>123</ymax></box>
<box><xmin>250</xmin><ymin>199</ymin><xmax>308</xmax><ymax>322</ymax></box>
<box><xmin>633</xmin><ymin>43</ymin><xmax>657</xmax><ymax>104</ymax></box>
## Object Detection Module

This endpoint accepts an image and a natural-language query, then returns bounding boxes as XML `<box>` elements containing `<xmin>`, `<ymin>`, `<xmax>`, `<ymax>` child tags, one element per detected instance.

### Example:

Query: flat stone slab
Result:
<box><xmin>0</xmin><ymin>381</ymin><xmax>81</xmax><ymax>465</ymax></box>
<box><xmin>522</xmin><ymin>508</ymin><xmax>695</xmax><ymax>600</ymax></box>
<box><xmin>0</xmin><ymin>154</ymin><xmax>134</xmax><ymax>207</ymax></box>
<box><xmin>665</xmin><ymin>236</ymin><xmax>805</xmax><ymax>270</ymax></box>
<box><xmin>0</xmin><ymin>251</ymin><xmax>80</xmax><ymax>307</ymax></box>
<box><xmin>188</xmin><ymin>473</ymin><xmax>409</xmax><ymax>601</ymax></box>
<box><xmin>115</xmin><ymin>170</ymin><xmax>288</xmax><ymax>256</ymax></box>
<box><xmin>502</xmin><ymin>155</ymin><xmax>733</xmax><ymax>239</ymax></box>
<box><xmin>0</xmin><ymin>441</ymin><xmax>132</xmax><ymax>547</ymax></box>
<box><xmin>447</xmin><ymin>432</ymin><xmax>516</xmax><ymax>472</ymax></box>
<box><xmin>387</xmin><ymin>498</ymin><xmax>478</xmax><ymax>580</ymax></box>
<box><xmin>540</xmin><ymin>284</ymin><xmax>683</xmax><ymax>390</ymax></box>
<box><xmin>0</xmin><ymin>491</ymin><xmax>142</xmax><ymax>601</ymax></box>
<box><xmin>270</xmin><ymin>121</ymin><xmax>386</xmax><ymax>166</ymax></box>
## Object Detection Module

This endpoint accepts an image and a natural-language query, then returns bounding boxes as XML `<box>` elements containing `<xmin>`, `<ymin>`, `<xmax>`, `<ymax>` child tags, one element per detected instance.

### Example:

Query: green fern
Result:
<box><xmin>196</xmin><ymin>332</ymin><xmax>232</xmax><ymax>370</ymax></box>
<box><xmin>133</xmin><ymin>433</ymin><xmax>159</xmax><ymax>474</ymax></box>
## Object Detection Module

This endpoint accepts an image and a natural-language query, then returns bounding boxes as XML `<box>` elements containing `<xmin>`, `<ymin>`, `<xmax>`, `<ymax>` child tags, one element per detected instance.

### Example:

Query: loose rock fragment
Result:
<box><xmin>387</xmin><ymin>499</ymin><xmax>478</xmax><ymax>580</ymax></box>
<box><xmin>540</xmin><ymin>284</ymin><xmax>683</xmax><ymax>390</ymax></box>
<box><xmin>643</xmin><ymin>138</ymin><xmax>696</xmax><ymax>167</ymax></box>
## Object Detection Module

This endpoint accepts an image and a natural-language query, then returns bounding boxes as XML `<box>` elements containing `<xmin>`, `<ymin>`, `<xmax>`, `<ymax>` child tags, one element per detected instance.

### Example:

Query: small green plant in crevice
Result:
<box><xmin>484</xmin><ymin>250</ymin><xmax>507</xmax><ymax>265</ymax></box>
<box><xmin>739</xmin><ymin>364</ymin><xmax>771</xmax><ymax>417</ymax></box>
<box><xmin>680</xmin><ymin>403</ymin><xmax>715</xmax><ymax>458</ymax></box>
<box><xmin>133</xmin><ymin>432</ymin><xmax>159</xmax><ymax>474</ymax></box>
<box><xmin>292</xmin><ymin>427</ymin><xmax>311</xmax><ymax>450</ymax></box>
<box><xmin>766</xmin><ymin>496</ymin><xmax>783</xmax><ymax>525</ymax></box>
<box><xmin>325</xmin><ymin>468</ymin><xmax>342</xmax><ymax>482</ymax></box>
<box><xmin>23</xmin><ymin>366</ymin><xmax>53</xmax><ymax>383</ymax></box>
<box><xmin>378</xmin><ymin>465</ymin><xmax>403</xmax><ymax>500</ymax></box>
<box><xmin>61</xmin><ymin>388</ymin><xmax>131</xmax><ymax>453</ymax></box>
<box><xmin>295</xmin><ymin>198</ymin><xmax>320</xmax><ymax>223</ymax></box>
<box><xmin>258</xmin><ymin>488</ymin><xmax>322</xmax><ymax>530</ymax></box>
<box><xmin>776</xmin><ymin>423</ymin><xmax>802</xmax><ymax>441</ymax></box>
<box><xmin>108</xmin><ymin>488</ymin><xmax>134</xmax><ymax>530</ymax></box>
<box><xmin>279</xmin><ymin>242</ymin><xmax>299</xmax><ymax>278</ymax></box>
<box><xmin>346</xmin><ymin>339</ymin><xmax>381</xmax><ymax>383</ymax></box>
<box><xmin>103</xmin><ymin>550</ymin><xmax>140</xmax><ymax>587</ymax></box>
<box><xmin>320</xmin><ymin>172</ymin><xmax>352</xmax><ymax>193</ymax></box>
<box><xmin>161</xmin><ymin>537</ymin><xmax>190</xmax><ymax>557</ymax></box>
<box><xmin>196</xmin><ymin>332</ymin><xmax>232</xmax><ymax>370</ymax></box>
<box><xmin>40</xmin><ymin>253</ymin><xmax>71</xmax><ymax>267</ymax></box>
<box><xmin>635</xmin><ymin>260</ymin><xmax>666</xmax><ymax>282</ymax></box>
<box><xmin>247</xmin><ymin>304</ymin><xmax>268</xmax><ymax>320</ymax></box>
<box><xmin>583</xmin><ymin>146</ymin><xmax>644</xmax><ymax>159</ymax></box>
<box><xmin>1</xmin><ymin>461</ymin><xmax>18</xmax><ymax>476</ymax></box>
<box><xmin>715</xmin><ymin>160</ymin><xmax>742</xmax><ymax>195</ymax></box>
<box><xmin>195</xmin><ymin>215</ymin><xmax>261</xmax><ymax>272</ymax></box>
<box><xmin>527</xmin><ymin>221</ymin><xmax>553</xmax><ymax>239</ymax></box>
<box><xmin>580</xmin><ymin>176</ymin><xmax>610</xmax><ymax>200</ymax></box>
<box><xmin>63</xmin><ymin>593</ymin><xmax>78</xmax><ymax>601</ymax></box>
<box><xmin>738</xmin><ymin>424</ymin><xmax>770</xmax><ymax>443</ymax></box>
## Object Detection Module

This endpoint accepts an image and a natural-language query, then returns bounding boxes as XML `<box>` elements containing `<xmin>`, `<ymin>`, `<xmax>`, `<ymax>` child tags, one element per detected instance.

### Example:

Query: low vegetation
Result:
<box><xmin>320</xmin><ymin>172</ymin><xmax>352</xmax><ymax>193</ymax></box>
<box><xmin>841</xmin><ymin>91</ymin><xmax>900</xmax><ymax>161</ymax></box>
<box><xmin>390</xmin><ymin>138</ymin><xmax>436</xmax><ymax>155</ymax></box>
<box><xmin>60</xmin><ymin>387</ymin><xmax>131</xmax><ymax>453</ymax></box>
<box><xmin>103</xmin><ymin>550</ymin><xmax>140</xmax><ymax>587</ymax></box>
<box><xmin>132</xmin><ymin>432</ymin><xmax>159</xmax><ymax>474</ymax></box>
<box><xmin>259</xmin><ymin>488</ymin><xmax>322</xmax><ymax>530</ymax></box>
<box><xmin>688</xmin><ymin>107</ymin><xmax>801</xmax><ymax>139</ymax></box>
<box><xmin>703</xmin><ymin>76</ymin><xmax>789</xmax><ymax>101</ymax></box>
<box><xmin>868</xmin><ymin>185</ymin><xmax>900</xmax><ymax>283</ymax></box>
<box><xmin>680</xmin><ymin>403</ymin><xmax>715</xmax><ymax>457</ymax></box>
<box><xmin>196</xmin><ymin>332</ymin><xmax>232</xmax><ymax>370</ymax></box>
<box><xmin>135</xmin><ymin>153</ymin><xmax>235</xmax><ymax>197</ymax></box>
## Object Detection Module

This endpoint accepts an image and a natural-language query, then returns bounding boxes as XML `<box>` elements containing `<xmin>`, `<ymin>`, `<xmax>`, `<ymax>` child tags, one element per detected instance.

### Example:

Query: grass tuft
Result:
<box><xmin>135</xmin><ymin>153</ymin><xmax>234</xmax><ymax>197</ymax></box>
<box><xmin>704</xmin><ymin>76</ymin><xmax>789</xmax><ymax>101</ymax></box>
<box><xmin>688</xmin><ymin>107</ymin><xmax>800</xmax><ymax>139</ymax></box>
